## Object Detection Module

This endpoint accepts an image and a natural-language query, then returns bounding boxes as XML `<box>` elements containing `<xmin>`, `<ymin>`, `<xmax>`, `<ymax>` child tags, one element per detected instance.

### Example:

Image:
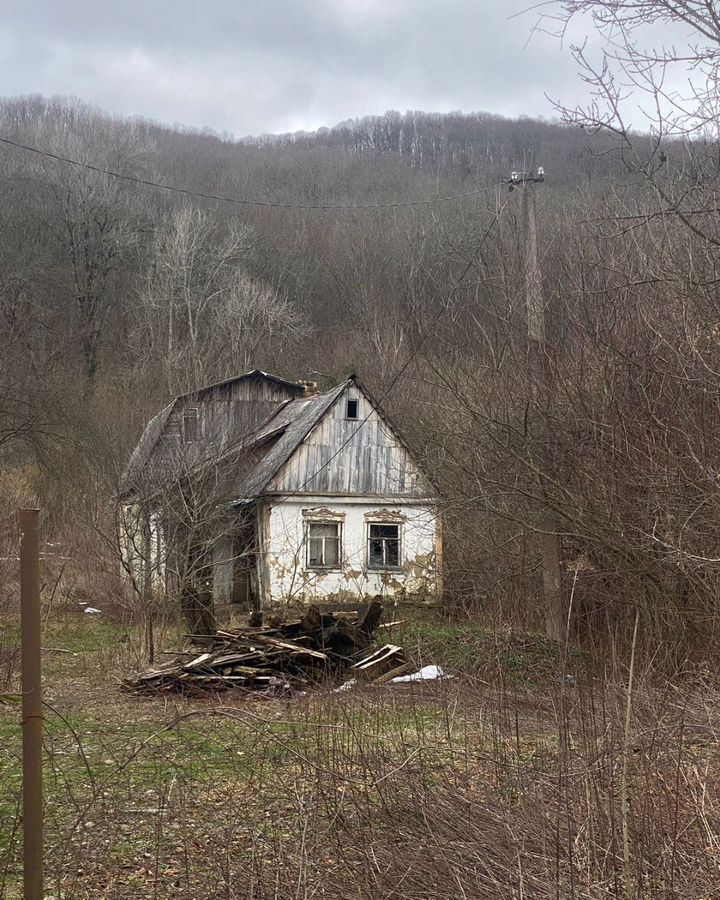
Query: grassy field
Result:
<box><xmin>1</xmin><ymin>609</ymin><xmax>719</xmax><ymax>899</ymax></box>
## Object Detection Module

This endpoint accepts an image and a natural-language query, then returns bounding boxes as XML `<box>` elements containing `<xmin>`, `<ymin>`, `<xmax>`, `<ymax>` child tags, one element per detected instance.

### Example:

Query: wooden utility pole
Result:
<box><xmin>513</xmin><ymin>170</ymin><xmax>565</xmax><ymax>642</ymax></box>
<box><xmin>19</xmin><ymin>508</ymin><xmax>43</xmax><ymax>900</ymax></box>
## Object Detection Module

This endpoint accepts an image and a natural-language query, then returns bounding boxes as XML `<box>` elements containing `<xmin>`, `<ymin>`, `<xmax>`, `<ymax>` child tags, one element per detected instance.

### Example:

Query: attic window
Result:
<box><xmin>346</xmin><ymin>398</ymin><xmax>359</xmax><ymax>420</ymax></box>
<box><xmin>183</xmin><ymin>408</ymin><xmax>199</xmax><ymax>443</ymax></box>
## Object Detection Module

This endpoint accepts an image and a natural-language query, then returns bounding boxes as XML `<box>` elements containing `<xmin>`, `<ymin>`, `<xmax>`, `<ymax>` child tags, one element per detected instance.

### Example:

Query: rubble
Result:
<box><xmin>122</xmin><ymin>600</ymin><xmax>408</xmax><ymax>695</ymax></box>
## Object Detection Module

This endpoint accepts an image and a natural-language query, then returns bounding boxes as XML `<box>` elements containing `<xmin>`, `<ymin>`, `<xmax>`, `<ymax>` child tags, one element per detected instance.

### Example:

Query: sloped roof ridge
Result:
<box><xmin>118</xmin><ymin>399</ymin><xmax>177</xmax><ymax>498</ymax></box>
<box><xmin>210</xmin><ymin>397</ymin><xmax>295</xmax><ymax>466</ymax></box>
<box><xmin>180</xmin><ymin>368</ymin><xmax>304</xmax><ymax>401</ymax></box>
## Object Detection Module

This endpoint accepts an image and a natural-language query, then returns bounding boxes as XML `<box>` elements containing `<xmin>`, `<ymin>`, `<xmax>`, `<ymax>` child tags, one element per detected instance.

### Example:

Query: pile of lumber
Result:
<box><xmin>122</xmin><ymin>600</ymin><xmax>408</xmax><ymax>695</ymax></box>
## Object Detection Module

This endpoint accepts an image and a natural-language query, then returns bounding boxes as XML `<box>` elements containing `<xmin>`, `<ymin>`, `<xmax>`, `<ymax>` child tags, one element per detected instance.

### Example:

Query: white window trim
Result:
<box><xmin>345</xmin><ymin>397</ymin><xmax>359</xmax><ymax>420</ymax></box>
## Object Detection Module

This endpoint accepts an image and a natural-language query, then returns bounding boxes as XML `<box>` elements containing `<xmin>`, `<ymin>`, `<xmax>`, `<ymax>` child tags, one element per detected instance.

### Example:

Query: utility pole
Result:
<box><xmin>508</xmin><ymin>169</ymin><xmax>565</xmax><ymax>642</ymax></box>
<box><xmin>19</xmin><ymin>508</ymin><xmax>43</xmax><ymax>900</ymax></box>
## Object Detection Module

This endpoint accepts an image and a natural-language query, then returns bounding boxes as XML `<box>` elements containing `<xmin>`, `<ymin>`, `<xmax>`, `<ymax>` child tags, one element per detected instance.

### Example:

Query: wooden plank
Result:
<box><xmin>352</xmin><ymin>644</ymin><xmax>405</xmax><ymax>679</ymax></box>
<box><xmin>358</xmin><ymin>598</ymin><xmax>384</xmax><ymax>634</ymax></box>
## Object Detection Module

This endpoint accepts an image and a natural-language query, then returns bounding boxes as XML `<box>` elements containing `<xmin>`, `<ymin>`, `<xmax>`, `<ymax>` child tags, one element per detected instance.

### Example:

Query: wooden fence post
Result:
<box><xmin>19</xmin><ymin>508</ymin><xmax>43</xmax><ymax>900</ymax></box>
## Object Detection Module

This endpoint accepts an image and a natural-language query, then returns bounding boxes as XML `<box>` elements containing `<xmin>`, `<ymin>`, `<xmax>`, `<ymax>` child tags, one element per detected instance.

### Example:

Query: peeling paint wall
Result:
<box><xmin>264</xmin><ymin>497</ymin><xmax>440</xmax><ymax>606</ymax></box>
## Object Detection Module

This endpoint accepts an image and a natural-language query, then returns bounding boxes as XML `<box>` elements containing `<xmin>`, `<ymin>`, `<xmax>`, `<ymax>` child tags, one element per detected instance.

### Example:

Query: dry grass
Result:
<box><xmin>1</xmin><ymin>608</ymin><xmax>719</xmax><ymax>899</ymax></box>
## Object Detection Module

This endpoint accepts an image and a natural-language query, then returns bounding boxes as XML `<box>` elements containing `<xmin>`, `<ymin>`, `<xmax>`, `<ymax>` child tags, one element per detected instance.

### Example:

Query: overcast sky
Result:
<box><xmin>0</xmin><ymin>1</ymin><xmax>693</xmax><ymax>137</ymax></box>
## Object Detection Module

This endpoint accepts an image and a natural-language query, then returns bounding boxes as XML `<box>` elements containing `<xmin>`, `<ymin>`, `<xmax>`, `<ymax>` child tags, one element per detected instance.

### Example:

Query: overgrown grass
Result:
<box><xmin>1</xmin><ymin>612</ymin><xmax>719</xmax><ymax>898</ymax></box>
<box><xmin>42</xmin><ymin>621</ymin><xmax>130</xmax><ymax>655</ymax></box>
<box><xmin>391</xmin><ymin>614</ymin><xmax>585</xmax><ymax>683</ymax></box>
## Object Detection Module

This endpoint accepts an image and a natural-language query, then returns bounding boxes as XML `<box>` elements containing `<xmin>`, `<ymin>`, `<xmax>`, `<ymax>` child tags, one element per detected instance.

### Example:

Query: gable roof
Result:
<box><xmin>233</xmin><ymin>374</ymin><xmax>435</xmax><ymax>501</ymax></box>
<box><xmin>121</xmin><ymin>371</ymin><xmax>435</xmax><ymax>504</ymax></box>
<box><xmin>119</xmin><ymin>369</ymin><xmax>304</xmax><ymax>499</ymax></box>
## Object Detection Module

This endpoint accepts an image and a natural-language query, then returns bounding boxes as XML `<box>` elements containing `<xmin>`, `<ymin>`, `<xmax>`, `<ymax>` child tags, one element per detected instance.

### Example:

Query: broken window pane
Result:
<box><xmin>307</xmin><ymin>522</ymin><xmax>341</xmax><ymax>568</ymax></box>
<box><xmin>368</xmin><ymin>524</ymin><xmax>400</xmax><ymax>568</ymax></box>
<box><xmin>308</xmin><ymin>538</ymin><xmax>323</xmax><ymax>566</ymax></box>
<box><xmin>385</xmin><ymin>536</ymin><xmax>399</xmax><ymax>567</ymax></box>
<box><xmin>369</xmin><ymin>538</ymin><xmax>384</xmax><ymax>567</ymax></box>
<box><xmin>324</xmin><ymin>536</ymin><xmax>339</xmax><ymax>566</ymax></box>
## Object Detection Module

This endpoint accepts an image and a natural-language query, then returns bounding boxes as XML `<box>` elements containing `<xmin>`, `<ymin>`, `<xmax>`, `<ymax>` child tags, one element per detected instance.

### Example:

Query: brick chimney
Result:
<box><xmin>299</xmin><ymin>380</ymin><xmax>318</xmax><ymax>397</ymax></box>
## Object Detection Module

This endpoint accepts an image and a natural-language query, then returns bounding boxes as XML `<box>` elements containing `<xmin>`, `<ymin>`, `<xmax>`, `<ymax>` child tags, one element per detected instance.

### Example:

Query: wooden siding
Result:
<box><xmin>152</xmin><ymin>374</ymin><xmax>300</xmax><ymax>470</ymax></box>
<box><xmin>267</xmin><ymin>388</ymin><xmax>431</xmax><ymax>497</ymax></box>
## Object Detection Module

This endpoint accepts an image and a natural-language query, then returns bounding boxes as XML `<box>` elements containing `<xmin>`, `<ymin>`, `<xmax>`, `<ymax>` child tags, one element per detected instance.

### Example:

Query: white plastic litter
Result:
<box><xmin>333</xmin><ymin>678</ymin><xmax>357</xmax><ymax>693</ymax></box>
<box><xmin>391</xmin><ymin>664</ymin><xmax>452</xmax><ymax>683</ymax></box>
<box><xmin>83</xmin><ymin>607</ymin><xmax>102</xmax><ymax>615</ymax></box>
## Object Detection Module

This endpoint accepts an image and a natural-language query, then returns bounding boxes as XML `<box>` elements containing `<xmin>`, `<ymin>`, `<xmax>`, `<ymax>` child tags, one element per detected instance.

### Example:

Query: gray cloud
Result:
<box><xmin>0</xmin><ymin>1</ymin><xmax>697</xmax><ymax>136</ymax></box>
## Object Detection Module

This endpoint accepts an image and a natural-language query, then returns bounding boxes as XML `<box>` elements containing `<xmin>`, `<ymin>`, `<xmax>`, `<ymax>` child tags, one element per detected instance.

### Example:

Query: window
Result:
<box><xmin>346</xmin><ymin>398</ymin><xmax>359</xmax><ymax>419</ymax></box>
<box><xmin>368</xmin><ymin>523</ymin><xmax>400</xmax><ymax>569</ymax></box>
<box><xmin>307</xmin><ymin>522</ymin><xmax>341</xmax><ymax>568</ymax></box>
<box><xmin>183</xmin><ymin>408</ymin><xmax>199</xmax><ymax>442</ymax></box>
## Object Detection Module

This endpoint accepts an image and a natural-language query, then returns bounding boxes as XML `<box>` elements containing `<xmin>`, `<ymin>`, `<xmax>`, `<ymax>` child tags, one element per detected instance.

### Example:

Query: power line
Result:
<box><xmin>0</xmin><ymin>134</ymin><xmax>498</xmax><ymax>212</ymax></box>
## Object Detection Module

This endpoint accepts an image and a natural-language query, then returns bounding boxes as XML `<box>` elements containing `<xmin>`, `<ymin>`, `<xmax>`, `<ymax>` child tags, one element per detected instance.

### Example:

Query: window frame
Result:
<box><xmin>306</xmin><ymin>520</ymin><xmax>343</xmax><ymax>570</ymax></box>
<box><xmin>345</xmin><ymin>398</ymin><xmax>359</xmax><ymax>420</ymax></box>
<box><xmin>183</xmin><ymin>407</ymin><xmax>200</xmax><ymax>443</ymax></box>
<box><xmin>367</xmin><ymin>521</ymin><xmax>402</xmax><ymax>571</ymax></box>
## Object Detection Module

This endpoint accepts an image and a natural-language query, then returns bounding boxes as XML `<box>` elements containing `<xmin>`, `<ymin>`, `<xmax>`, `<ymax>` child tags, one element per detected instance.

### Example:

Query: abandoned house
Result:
<box><xmin>119</xmin><ymin>369</ymin><xmax>441</xmax><ymax>612</ymax></box>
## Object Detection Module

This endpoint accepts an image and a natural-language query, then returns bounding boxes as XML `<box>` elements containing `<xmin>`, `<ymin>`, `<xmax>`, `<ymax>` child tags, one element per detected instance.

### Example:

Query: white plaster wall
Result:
<box><xmin>264</xmin><ymin>497</ymin><xmax>440</xmax><ymax>605</ymax></box>
<box><xmin>119</xmin><ymin>503</ymin><xmax>166</xmax><ymax>592</ymax></box>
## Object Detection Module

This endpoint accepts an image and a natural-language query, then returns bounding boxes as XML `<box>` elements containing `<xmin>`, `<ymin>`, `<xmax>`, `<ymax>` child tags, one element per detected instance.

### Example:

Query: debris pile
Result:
<box><xmin>122</xmin><ymin>600</ymin><xmax>409</xmax><ymax>695</ymax></box>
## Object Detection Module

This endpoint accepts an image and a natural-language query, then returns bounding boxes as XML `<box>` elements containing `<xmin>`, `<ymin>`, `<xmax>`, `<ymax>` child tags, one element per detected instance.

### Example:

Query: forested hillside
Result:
<box><xmin>3</xmin><ymin>95</ymin><xmax>720</xmax><ymax>657</ymax></box>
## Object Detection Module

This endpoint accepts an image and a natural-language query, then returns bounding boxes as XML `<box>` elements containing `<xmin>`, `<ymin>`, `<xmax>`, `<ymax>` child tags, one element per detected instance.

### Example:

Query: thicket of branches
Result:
<box><xmin>4</xmin><ymin>1</ymin><xmax>720</xmax><ymax>659</ymax></box>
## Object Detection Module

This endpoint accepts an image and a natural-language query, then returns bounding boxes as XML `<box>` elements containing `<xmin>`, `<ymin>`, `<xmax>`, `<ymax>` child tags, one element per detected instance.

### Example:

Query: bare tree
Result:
<box><xmin>119</xmin><ymin>440</ymin><xmax>258</xmax><ymax>646</ymax></box>
<box><xmin>542</xmin><ymin>1</ymin><xmax>720</xmax><ymax>246</ymax></box>
<box><xmin>136</xmin><ymin>206</ymin><xmax>306</xmax><ymax>394</ymax></box>
<box><xmin>8</xmin><ymin>101</ymin><xmax>150</xmax><ymax>381</ymax></box>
